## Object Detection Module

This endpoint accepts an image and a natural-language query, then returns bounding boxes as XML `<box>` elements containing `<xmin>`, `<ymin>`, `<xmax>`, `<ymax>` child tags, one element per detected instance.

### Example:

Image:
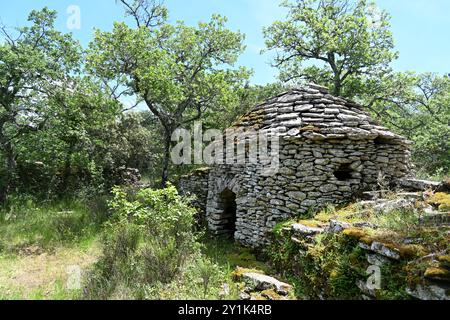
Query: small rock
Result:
<box><xmin>370</xmin><ymin>242</ymin><xmax>401</xmax><ymax>260</ymax></box>
<box><xmin>353</xmin><ymin>222</ymin><xmax>377</xmax><ymax>229</ymax></box>
<box><xmin>397</xmin><ymin>192</ymin><xmax>422</xmax><ymax>200</ymax></box>
<box><xmin>239</xmin><ymin>292</ymin><xmax>251</xmax><ymax>300</ymax></box>
<box><xmin>241</xmin><ymin>272</ymin><xmax>293</xmax><ymax>295</ymax></box>
<box><xmin>287</xmin><ymin>191</ymin><xmax>307</xmax><ymax>201</ymax></box>
<box><xmin>219</xmin><ymin>283</ymin><xmax>230</xmax><ymax>298</ymax></box>
<box><xmin>327</xmin><ymin>220</ymin><xmax>351</xmax><ymax>233</ymax></box>
<box><xmin>367</xmin><ymin>253</ymin><xmax>391</xmax><ymax>267</ymax></box>
<box><xmin>359</xmin><ymin>242</ymin><xmax>372</xmax><ymax>250</ymax></box>
<box><xmin>292</xmin><ymin>224</ymin><xmax>324</xmax><ymax>236</ymax></box>
<box><xmin>403</xmin><ymin>237</ymin><xmax>424</xmax><ymax>245</ymax></box>
<box><xmin>406</xmin><ymin>284</ymin><xmax>450</xmax><ymax>300</ymax></box>
<box><xmin>356</xmin><ymin>280</ymin><xmax>376</xmax><ymax>298</ymax></box>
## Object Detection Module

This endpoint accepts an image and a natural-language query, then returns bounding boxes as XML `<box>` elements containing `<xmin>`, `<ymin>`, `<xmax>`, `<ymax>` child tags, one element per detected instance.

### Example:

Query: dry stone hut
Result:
<box><xmin>179</xmin><ymin>84</ymin><xmax>412</xmax><ymax>247</ymax></box>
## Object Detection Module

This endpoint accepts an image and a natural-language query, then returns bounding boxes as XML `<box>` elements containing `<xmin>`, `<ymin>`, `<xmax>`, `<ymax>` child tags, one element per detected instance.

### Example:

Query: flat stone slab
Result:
<box><xmin>291</xmin><ymin>223</ymin><xmax>324</xmax><ymax>236</ymax></box>
<box><xmin>407</xmin><ymin>284</ymin><xmax>450</xmax><ymax>300</ymax></box>
<box><xmin>397</xmin><ymin>178</ymin><xmax>441</xmax><ymax>191</ymax></box>
<box><xmin>241</xmin><ymin>272</ymin><xmax>293</xmax><ymax>295</ymax></box>
<box><xmin>397</xmin><ymin>192</ymin><xmax>422</xmax><ymax>200</ymax></box>
<box><xmin>370</xmin><ymin>242</ymin><xmax>401</xmax><ymax>260</ymax></box>
<box><xmin>372</xmin><ymin>198</ymin><xmax>416</xmax><ymax>213</ymax></box>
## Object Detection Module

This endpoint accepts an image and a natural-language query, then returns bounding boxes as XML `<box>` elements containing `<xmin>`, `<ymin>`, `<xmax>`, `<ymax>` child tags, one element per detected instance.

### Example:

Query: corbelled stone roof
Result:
<box><xmin>232</xmin><ymin>83</ymin><xmax>410</xmax><ymax>145</ymax></box>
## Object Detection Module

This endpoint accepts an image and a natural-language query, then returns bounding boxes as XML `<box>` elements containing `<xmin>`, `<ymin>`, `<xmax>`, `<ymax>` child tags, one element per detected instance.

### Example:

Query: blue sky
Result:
<box><xmin>1</xmin><ymin>0</ymin><xmax>449</xmax><ymax>84</ymax></box>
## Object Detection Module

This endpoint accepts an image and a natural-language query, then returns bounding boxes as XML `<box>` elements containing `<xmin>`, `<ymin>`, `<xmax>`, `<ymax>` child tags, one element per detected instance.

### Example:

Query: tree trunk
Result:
<box><xmin>0</xmin><ymin>141</ymin><xmax>17</xmax><ymax>203</ymax></box>
<box><xmin>333</xmin><ymin>75</ymin><xmax>342</xmax><ymax>97</ymax></box>
<box><xmin>61</xmin><ymin>143</ymin><xmax>75</xmax><ymax>193</ymax></box>
<box><xmin>160</xmin><ymin>131</ymin><xmax>172</xmax><ymax>188</ymax></box>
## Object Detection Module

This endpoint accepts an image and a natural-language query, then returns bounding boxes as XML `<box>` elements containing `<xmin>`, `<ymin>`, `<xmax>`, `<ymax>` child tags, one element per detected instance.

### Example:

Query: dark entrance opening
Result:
<box><xmin>334</xmin><ymin>163</ymin><xmax>353</xmax><ymax>181</ymax></box>
<box><xmin>374</xmin><ymin>136</ymin><xmax>394</xmax><ymax>145</ymax></box>
<box><xmin>219</xmin><ymin>189</ymin><xmax>237</xmax><ymax>237</ymax></box>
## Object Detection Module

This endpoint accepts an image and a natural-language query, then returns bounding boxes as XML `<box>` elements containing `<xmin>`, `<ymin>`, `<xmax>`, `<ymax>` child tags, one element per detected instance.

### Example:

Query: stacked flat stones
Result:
<box><xmin>234</xmin><ymin>83</ymin><xmax>408</xmax><ymax>145</ymax></box>
<box><xmin>178</xmin><ymin>168</ymin><xmax>210</xmax><ymax>226</ymax></box>
<box><xmin>179</xmin><ymin>84</ymin><xmax>412</xmax><ymax>247</ymax></box>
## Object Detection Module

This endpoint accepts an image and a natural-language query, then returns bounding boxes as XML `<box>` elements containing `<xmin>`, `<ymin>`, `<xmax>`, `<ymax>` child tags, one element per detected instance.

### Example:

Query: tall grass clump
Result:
<box><xmin>0</xmin><ymin>195</ymin><xmax>108</xmax><ymax>253</ymax></box>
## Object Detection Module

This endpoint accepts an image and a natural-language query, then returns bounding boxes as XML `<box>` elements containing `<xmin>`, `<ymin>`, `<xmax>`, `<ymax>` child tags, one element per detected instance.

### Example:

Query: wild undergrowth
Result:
<box><xmin>82</xmin><ymin>185</ymin><xmax>240</xmax><ymax>300</ymax></box>
<box><xmin>0</xmin><ymin>195</ymin><xmax>108</xmax><ymax>255</ymax></box>
<box><xmin>267</xmin><ymin>190</ymin><xmax>450</xmax><ymax>300</ymax></box>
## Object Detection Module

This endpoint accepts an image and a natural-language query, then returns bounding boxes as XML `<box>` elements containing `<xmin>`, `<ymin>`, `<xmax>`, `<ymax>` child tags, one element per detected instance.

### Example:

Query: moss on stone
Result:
<box><xmin>438</xmin><ymin>255</ymin><xmax>450</xmax><ymax>268</ymax></box>
<box><xmin>227</xmin><ymin>249</ymin><xmax>269</xmax><ymax>272</ymax></box>
<box><xmin>424</xmin><ymin>267</ymin><xmax>450</xmax><ymax>280</ymax></box>
<box><xmin>299</xmin><ymin>125</ymin><xmax>320</xmax><ymax>132</ymax></box>
<box><xmin>297</xmin><ymin>219</ymin><xmax>322</xmax><ymax>228</ymax></box>
<box><xmin>343</xmin><ymin>228</ymin><xmax>367</xmax><ymax>240</ymax></box>
<box><xmin>359</xmin><ymin>236</ymin><xmax>374</xmax><ymax>246</ymax></box>
<box><xmin>250</xmin><ymin>292</ymin><xmax>267</xmax><ymax>300</ymax></box>
<box><xmin>427</xmin><ymin>192</ymin><xmax>450</xmax><ymax>211</ymax></box>
<box><xmin>232</xmin><ymin>267</ymin><xmax>265</xmax><ymax>281</ymax></box>
<box><xmin>398</xmin><ymin>244</ymin><xmax>427</xmax><ymax>259</ymax></box>
<box><xmin>260</xmin><ymin>289</ymin><xmax>284</xmax><ymax>300</ymax></box>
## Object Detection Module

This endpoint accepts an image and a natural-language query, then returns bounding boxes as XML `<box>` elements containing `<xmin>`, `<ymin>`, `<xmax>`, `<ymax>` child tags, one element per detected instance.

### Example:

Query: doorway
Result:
<box><xmin>218</xmin><ymin>188</ymin><xmax>237</xmax><ymax>237</ymax></box>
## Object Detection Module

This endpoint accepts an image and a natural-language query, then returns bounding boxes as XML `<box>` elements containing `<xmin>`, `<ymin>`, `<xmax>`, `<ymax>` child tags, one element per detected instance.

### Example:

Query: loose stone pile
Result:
<box><xmin>180</xmin><ymin>84</ymin><xmax>412</xmax><ymax>247</ymax></box>
<box><xmin>233</xmin><ymin>267</ymin><xmax>294</xmax><ymax>300</ymax></box>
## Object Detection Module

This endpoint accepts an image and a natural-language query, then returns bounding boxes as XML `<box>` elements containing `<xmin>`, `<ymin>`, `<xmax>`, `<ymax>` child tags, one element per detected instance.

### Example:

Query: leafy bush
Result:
<box><xmin>84</xmin><ymin>184</ymin><xmax>201</xmax><ymax>299</ymax></box>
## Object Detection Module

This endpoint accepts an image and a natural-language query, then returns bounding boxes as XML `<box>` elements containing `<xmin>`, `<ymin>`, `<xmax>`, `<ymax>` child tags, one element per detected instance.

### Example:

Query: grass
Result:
<box><xmin>0</xmin><ymin>195</ymin><xmax>109</xmax><ymax>254</ymax></box>
<box><xmin>200</xmin><ymin>234</ymin><xmax>272</xmax><ymax>274</ymax></box>
<box><xmin>0</xmin><ymin>196</ymin><xmax>107</xmax><ymax>300</ymax></box>
<box><xmin>0</xmin><ymin>238</ymin><xmax>101</xmax><ymax>300</ymax></box>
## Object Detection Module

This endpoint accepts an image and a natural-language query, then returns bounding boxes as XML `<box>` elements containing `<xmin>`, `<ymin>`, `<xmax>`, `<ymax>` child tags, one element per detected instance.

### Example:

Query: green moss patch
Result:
<box><xmin>427</xmin><ymin>192</ymin><xmax>450</xmax><ymax>211</ymax></box>
<box><xmin>343</xmin><ymin>228</ymin><xmax>367</xmax><ymax>240</ymax></box>
<box><xmin>261</xmin><ymin>289</ymin><xmax>285</xmax><ymax>300</ymax></box>
<box><xmin>232</xmin><ymin>267</ymin><xmax>265</xmax><ymax>281</ymax></box>
<box><xmin>424</xmin><ymin>267</ymin><xmax>450</xmax><ymax>281</ymax></box>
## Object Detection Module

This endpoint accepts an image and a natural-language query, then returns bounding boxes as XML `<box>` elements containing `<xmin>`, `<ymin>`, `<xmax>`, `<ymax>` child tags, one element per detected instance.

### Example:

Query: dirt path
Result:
<box><xmin>0</xmin><ymin>241</ymin><xmax>101</xmax><ymax>300</ymax></box>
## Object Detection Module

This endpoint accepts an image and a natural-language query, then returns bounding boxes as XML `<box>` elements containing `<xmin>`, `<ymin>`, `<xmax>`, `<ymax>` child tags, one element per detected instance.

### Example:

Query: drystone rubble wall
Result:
<box><xmin>179</xmin><ymin>84</ymin><xmax>412</xmax><ymax>247</ymax></box>
<box><xmin>276</xmin><ymin>190</ymin><xmax>450</xmax><ymax>300</ymax></box>
<box><xmin>178</xmin><ymin>168</ymin><xmax>210</xmax><ymax>226</ymax></box>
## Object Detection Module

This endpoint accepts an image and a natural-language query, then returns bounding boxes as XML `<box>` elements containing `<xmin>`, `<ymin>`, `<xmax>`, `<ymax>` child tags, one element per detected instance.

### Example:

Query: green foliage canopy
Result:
<box><xmin>87</xmin><ymin>6</ymin><xmax>250</xmax><ymax>184</ymax></box>
<box><xmin>264</xmin><ymin>0</ymin><xmax>397</xmax><ymax>97</ymax></box>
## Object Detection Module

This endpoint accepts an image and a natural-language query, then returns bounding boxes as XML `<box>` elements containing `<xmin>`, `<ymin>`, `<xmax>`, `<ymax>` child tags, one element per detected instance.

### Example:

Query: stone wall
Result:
<box><xmin>200</xmin><ymin>136</ymin><xmax>410</xmax><ymax>247</ymax></box>
<box><xmin>178</xmin><ymin>168</ymin><xmax>210</xmax><ymax>226</ymax></box>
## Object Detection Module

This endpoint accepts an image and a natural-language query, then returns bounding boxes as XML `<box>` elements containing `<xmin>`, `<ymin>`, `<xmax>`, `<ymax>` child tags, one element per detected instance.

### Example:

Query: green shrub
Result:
<box><xmin>84</xmin><ymin>184</ymin><xmax>200</xmax><ymax>299</ymax></box>
<box><xmin>266</xmin><ymin>231</ymin><xmax>367</xmax><ymax>299</ymax></box>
